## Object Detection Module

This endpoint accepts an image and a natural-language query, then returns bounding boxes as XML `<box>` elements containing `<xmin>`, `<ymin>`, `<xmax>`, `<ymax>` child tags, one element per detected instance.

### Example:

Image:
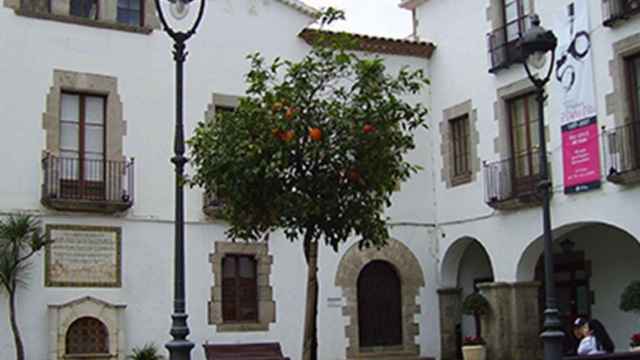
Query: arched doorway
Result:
<box><xmin>439</xmin><ymin>237</ymin><xmax>494</xmax><ymax>360</ymax></box>
<box><xmin>517</xmin><ymin>222</ymin><xmax>640</xmax><ymax>354</ymax></box>
<box><xmin>357</xmin><ymin>260</ymin><xmax>402</xmax><ymax>347</ymax></box>
<box><xmin>335</xmin><ymin>239</ymin><xmax>425</xmax><ymax>359</ymax></box>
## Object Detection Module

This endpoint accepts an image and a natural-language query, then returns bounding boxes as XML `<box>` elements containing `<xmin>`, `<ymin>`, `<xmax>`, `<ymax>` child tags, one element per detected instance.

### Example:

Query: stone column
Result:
<box><xmin>478</xmin><ymin>282</ymin><xmax>542</xmax><ymax>360</ymax></box>
<box><xmin>437</xmin><ymin>288</ymin><xmax>462</xmax><ymax>360</ymax></box>
<box><xmin>510</xmin><ymin>282</ymin><xmax>542</xmax><ymax>360</ymax></box>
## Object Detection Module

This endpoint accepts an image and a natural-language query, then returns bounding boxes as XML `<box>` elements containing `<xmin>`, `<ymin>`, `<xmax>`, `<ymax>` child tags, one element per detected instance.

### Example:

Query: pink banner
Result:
<box><xmin>562</xmin><ymin>117</ymin><xmax>601</xmax><ymax>193</ymax></box>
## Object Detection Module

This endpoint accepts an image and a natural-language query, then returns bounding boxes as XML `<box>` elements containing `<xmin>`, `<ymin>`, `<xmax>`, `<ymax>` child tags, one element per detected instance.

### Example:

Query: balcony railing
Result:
<box><xmin>603</xmin><ymin>0</ymin><xmax>640</xmax><ymax>27</ymax></box>
<box><xmin>203</xmin><ymin>188</ymin><xmax>225</xmax><ymax>219</ymax></box>
<box><xmin>487</xmin><ymin>15</ymin><xmax>530</xmax><ymax>72</ymax></box>
<box><xmin>484</xmin><ymin>150</ymin><xmax>549</xmax><ymax>209</ymax></box>
<box><xmin>603</xmin><ymin>121</ymin><xmax>640</xmax><ymax>184</ymax></box>
<box><xmin>42</xmin><ymin>154</ymin><xmax>134</xmax><ymax>213</ymax></box>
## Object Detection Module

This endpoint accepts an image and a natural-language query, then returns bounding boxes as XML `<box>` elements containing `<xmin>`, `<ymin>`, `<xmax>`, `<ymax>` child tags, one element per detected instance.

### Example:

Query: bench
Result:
<box><xmin>564</xmin><ymin>352</ymin><xmax>640</xmax><ymax>360</ymax></box>
<box><xmin>203</xmin><ymin>342</ymin><xmax>289</xmax><ymax>360</ymax></box>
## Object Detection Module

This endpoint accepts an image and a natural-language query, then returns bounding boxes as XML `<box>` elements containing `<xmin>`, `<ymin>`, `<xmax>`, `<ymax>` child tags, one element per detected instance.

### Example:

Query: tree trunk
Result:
<box><xmin>8</xmin><ymin>290</ymin><xmax>25</xmax><ymax>360</ymax></box>
<box><xmin>302</xmin><ymin>233</ymin><xmax>319</xmax><ymax>360</ymax></box>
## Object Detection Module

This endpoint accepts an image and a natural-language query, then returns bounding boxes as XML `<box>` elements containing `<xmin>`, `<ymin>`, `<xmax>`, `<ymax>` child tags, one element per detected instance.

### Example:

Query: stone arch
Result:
<box><xmin>440</xmin><ymin>236</ymin><xmax>495</xmax><ymax>288</ymax></box>
<box><xmin>335</xmin><ymin>238</ymin><xmax>425</xmax><ymax>359</ymax></box>
<box><xmin>515</xmin><ymin>221</ymin><xmax>639</xmax><ymax>281</ymax></box>
<box><xmin>515</xmin><ymin>221</ymin><xmax>640</xmax><ymax>352</ymax></box>
<box><xmin>49</xmin><ymin>296</ymin><xmax>126</xmax><ymax>360</ymax></box>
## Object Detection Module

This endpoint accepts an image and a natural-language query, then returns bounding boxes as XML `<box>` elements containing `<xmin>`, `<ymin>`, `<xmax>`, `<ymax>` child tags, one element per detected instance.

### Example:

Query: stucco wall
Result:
<box><xmin>0</xmin><ymin>1</ymin><xmax>436</xmax><ymax>359</ymax></box>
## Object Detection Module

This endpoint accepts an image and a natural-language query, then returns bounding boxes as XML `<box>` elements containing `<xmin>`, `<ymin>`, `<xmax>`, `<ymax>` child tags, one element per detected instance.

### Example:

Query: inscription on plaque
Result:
<box><xmin>45</xmin><ymin>225</ymin><xmax>121</xmax><ymax>287</ymax></box>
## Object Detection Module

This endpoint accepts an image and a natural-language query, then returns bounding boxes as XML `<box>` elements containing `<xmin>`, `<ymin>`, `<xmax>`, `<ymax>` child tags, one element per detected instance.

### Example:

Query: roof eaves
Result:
<box><xmin>276</xmin><ymin>0</ymin><xmax>321</xmax><ymax>18</ymax></box>
<box><xmin>399</xmin><ymin>0</ymin><xmax>427</xmax><ymax>10</ymax></box>
<box><xmin>298</xmin><ymin>28</ymin><xmax>436</xmax><ymax>59</ymax></box>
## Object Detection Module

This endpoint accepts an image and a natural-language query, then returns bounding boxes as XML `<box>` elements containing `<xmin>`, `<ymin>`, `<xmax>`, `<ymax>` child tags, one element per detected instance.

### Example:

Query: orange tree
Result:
<box><xmin>188</xmin><ymin>9</ymin><xmax>429</xmax><ymax>360</ymax></box>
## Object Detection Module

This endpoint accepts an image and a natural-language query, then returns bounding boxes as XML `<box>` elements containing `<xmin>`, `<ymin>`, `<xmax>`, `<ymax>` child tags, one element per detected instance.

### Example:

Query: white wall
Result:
<box><xmin>415</xmin><ymin>0</ymin><xmax>640</xmax><ymax>279</ymax></box>
<box><xmin>0</xmin><ymin>1</ymin><xmax>437</xmax><ymax>359</ymax></box>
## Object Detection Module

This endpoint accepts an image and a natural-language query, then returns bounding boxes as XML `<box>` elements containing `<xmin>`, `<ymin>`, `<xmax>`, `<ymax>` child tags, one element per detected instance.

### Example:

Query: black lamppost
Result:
<box><xmin>518</xmin><ymin>14</ymin><xmax>563</xmax><ymax>360</ymax></box>
<box><xmin>154</xmin><ymin>1</ymin><xmax>205</xmax><ymax>359</ymax></box>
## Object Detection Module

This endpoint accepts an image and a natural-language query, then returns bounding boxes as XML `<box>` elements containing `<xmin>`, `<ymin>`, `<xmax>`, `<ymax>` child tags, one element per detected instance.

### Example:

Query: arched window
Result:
<box><xmin>357</xmin><ymin>260</ymin><xmax>402</xmax><ymax>347</ymax></box>
<box><xmin>66</xmin><ymin>317</ymin><xmax>109</xmax><ymax>354</ymax></box>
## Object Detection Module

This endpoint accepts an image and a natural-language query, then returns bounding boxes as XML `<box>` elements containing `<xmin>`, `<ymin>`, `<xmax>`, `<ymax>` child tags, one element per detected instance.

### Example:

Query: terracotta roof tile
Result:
<box><xmin>298</xmin><ymin>28</ymin><xmax>435</xmax><ymax>59</ymax></box>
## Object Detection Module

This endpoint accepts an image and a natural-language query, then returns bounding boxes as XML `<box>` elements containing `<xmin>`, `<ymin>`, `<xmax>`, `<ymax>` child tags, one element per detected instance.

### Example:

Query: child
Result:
<box><xmin>576</xmin><ymin>318</ymin><xmax>615</xmax><ymax>355</ymax></box>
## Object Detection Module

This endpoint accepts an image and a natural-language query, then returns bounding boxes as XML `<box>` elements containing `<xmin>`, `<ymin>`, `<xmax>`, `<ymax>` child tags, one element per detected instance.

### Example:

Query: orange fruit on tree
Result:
<box><xmin>272</xmin><ymin>102</ymin><xmax>284</xmax><ymax>113</ymax></box>
<box><xmin>285</xmin><ymin>107</ymin><xmax>297</xmax><ymax>120</ymax></box>
<box><xmin>282</xmin><ymin>130</ymin><xmax>295</xmax><ymax>142</ymax></box>
<box><xmin>308</xmin><ymin>127</ymin><xmax>322</xmax><ymax>141</ymax></box>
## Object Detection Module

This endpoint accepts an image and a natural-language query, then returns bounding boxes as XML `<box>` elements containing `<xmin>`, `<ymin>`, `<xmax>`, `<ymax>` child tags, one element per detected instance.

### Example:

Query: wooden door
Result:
<box><xmin>357</xmin><ymin>260</ymin><xmax>402</xmax><ymax>347</ymax></box>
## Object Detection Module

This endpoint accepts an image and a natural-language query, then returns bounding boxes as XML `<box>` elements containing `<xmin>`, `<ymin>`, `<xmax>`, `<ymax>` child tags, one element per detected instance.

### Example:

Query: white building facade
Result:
<box><xmin>0</xmin><ymin>1</ymin><xmax>439</xmax><ymax>360</ymax></box>
<box><xmin>401</xmin><ymin>0</ymin><xmax>640</xmax><ymax>359</ymax></box>
<box><xmin>2</xmin><ymin>0</ymin><xmax>640</xmax><ymax>359</ymax></box>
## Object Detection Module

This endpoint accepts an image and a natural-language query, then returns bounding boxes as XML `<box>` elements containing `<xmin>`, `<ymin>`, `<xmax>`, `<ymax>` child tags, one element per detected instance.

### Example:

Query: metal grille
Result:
<box><xmin>65</xmin><ymin>317</ymin><xmax>109</xmax><ymax>354</ymax></box>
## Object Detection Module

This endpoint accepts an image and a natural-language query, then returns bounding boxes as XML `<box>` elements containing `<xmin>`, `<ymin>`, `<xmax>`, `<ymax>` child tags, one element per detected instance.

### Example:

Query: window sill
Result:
<box><xmin>451</xmin><ymin>173</ymin><xmax>472</xmax><ymax>187</ymax></box>
<box><xmin>14</xmin><ymin>9</ymin><xmax>152</xmax><ymax>34</ymax></box>
<box><xmin>41</xmin><ymin>197</ymin><xmax>133</xmax><ymax>214</ymax></box>
<box><xmin>63</xmin><ymin>353</ymin><xmax>115</xmax><ymax>360</ymax></box>
<box><xmin>216</xmin><ymin>322</ymin><xmax>269</xmax><ymax>333</ymax></box>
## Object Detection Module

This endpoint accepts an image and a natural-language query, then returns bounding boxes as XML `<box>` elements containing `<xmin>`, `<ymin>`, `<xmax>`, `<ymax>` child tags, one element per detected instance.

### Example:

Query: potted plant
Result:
<box><xmin>128</xmin><ymin>343</ymin><xmax>164</xmax><ymax>360</ymax></box>
<box><xmin>630</xmin><ymin>333</ymin><xmax>640</xmax><ymax>352</ymax></box>
<box><xmin>620</xmin><ymin>281</ymin><xmax>640</xmax><ymax>351</ymax></box>
<box><xmin>461</xmin><ymin>292</ymin><xmax>490</xmax><ymax>360</ymax></box>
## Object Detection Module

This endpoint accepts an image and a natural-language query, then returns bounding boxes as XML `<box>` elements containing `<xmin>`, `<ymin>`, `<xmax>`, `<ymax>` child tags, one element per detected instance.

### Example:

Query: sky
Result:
<box><xmin>302</xmin><ymin>0</ymin><xmax>412</xmax><ymax>39</ymax></box>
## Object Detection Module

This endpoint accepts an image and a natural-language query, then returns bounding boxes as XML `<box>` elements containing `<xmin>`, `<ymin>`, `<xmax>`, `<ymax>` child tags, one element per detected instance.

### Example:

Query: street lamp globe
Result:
<box><xmin>168</xmin><ymin>0</ymin><xmax>192</xmax><ymax>20</ymax></box>
<box><xmin>519</xmin><ymin>14</ymin><xmax>558</xmax><ymax>71</ymax></box>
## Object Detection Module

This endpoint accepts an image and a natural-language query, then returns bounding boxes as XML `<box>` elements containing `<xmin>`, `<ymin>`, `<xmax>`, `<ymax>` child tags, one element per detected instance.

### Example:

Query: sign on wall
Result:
<box><xmin>45</xmin><ymin>225</ymin><xmax>121</xmax><ymax>287</ymax></box>
<box><xmin>555</xmin><ymin>1</ymin><xmax>601</xmax><ymax>194</ymax></box>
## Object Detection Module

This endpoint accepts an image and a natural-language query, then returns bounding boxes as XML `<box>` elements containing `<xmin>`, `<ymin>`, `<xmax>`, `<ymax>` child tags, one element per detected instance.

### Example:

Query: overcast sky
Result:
<box><xmin>302</xmin><ymin>0</ymin><xmax>412</xmax><ymax>38</ymax></box>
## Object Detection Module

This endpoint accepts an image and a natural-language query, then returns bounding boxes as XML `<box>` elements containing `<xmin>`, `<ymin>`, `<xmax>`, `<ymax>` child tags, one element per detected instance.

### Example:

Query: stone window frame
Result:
<box><xmin>3</xmin><ymin>0</ymin><xmax>159</xmax><ymax>34</ymax></box>
<box><xmin>43</xmin><ymin>69</ymin><xmax>127</xmax><ymax>163</ymax></box>
<box><xmin>493</xmin><ymin>77</ymin><xmax>549</xmax><ymax>161</ymax></box>
<box><xmin>335</xmin><ymin>239</ymin><xmax>425</xmax><ymax>359</ymax></box>
<box><xmin>486</xmin><ymin>0</ymin><xmax>535</xmax><ymax>32</ymax></box>
<box><xmin>440</xmin><ymin>100</ymin><xmax>480</xmax><ymax>188</ymax></box>
<box><xmin>606</xmin><ymin>32</ymin><xmax>640</xmax><ymax>130</ymax></box>
<box><xmin>48</xmin><ymin>296</ymin><xmax>126</xmax><ymax>360</ymax></box>
<box><xmin>202</xmin><ymin>93</ymin><xmax>242</xmax><ymax>218</ymax></box>
<box><xmin>208</xmin><ymin>241</ymin><xmax>276</xmax><ymax>332</ymax></box>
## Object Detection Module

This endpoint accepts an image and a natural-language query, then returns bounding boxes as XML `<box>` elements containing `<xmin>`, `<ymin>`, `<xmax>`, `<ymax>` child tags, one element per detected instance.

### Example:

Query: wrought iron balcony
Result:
<box><xmin>603</xmin><ymin>0</ymin><xmax>640</xmax><ymax>27</ymax></box>
<box><xmin>41</xmin><ymin>154</ymin><xmax>134</xmax><ymax>213</ymax></box>
<box><xmin>487</xmin><ymin>15</ymin><xmax>529</xmax><ymax>73</ymax></box>
<box><xmin>483</xmin><ymin>150</ymin><xmax>550</xmax><ymax>210</ymax></box>
<box><xmin>203</xmin><ymin>188</ymin><xmax>225</xmax><ymax>218</ymax></box>
<box><xmin>603</xmin><ymin>121</ymin><xmax>640</xmax><ymax>185</ymax></box>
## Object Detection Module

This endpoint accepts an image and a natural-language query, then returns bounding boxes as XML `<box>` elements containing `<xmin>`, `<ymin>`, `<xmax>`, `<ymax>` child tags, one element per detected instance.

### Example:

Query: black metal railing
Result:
<box><xmin>603</xmin><ymin>0</ymin><xmax>640</xmax><ymax>26</ymax></box>
<box><xmin>603</xmin><ymin>121</ymin><xmax>640</xmax><ymax>180</ymax></box>
<box><xmin>487</xmin><ymin>14</ymin><xmax>530</xmax><ymax>72</ymax></box>
<box><xmin>202</xmin><ymin>188</ymin><xmax>225</xmax><ymax>218</ymax></box>
<box><xmin>484</xmin><ymin>149</ymin><xmax>548</xmax><ymax>206</ymax></box>
<box><xmin>42</xmin><ymin>154</ymin><xmax>134</xmax><ymax>210</ymax></box>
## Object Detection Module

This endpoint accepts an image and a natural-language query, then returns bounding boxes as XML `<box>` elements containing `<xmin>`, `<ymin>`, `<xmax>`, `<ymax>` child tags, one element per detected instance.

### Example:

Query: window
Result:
<box><xmin>222</xmin><ymin>255</ymin><xmax>258</xmax><ymax>322</ymax></box>
<box><xmin>508</xmin><ymin>92</ymin><xmax>540</xmax><ymax>180</ymax></box>
<box><xmin>117</xmin><ymin>0</ymin><xmax>143</xmax><ymax>26</ymax></box>
<box><xmin>450</xmin><ymin>115</ymin><xmax>471</xmax><ymax>179</ymax></box>
<box><xmin>503</xmin><ymin>0</ymin><xmax>530</xmax><ymax>43</ymax></box>
<box><xmin>629</xmin><ymin>54</ymin><xmax>640</xmax><ymax>123</ymax></box>
<box><xmin>626</xmin><ymin>54</ymin><xmax>640</xmax><ymax>166</ymax></box>
<box><xmin>65</xmin><ymin>317</ymin><xmax>109</xmax><ymax>354</ymax></box>
<box><xmin>488</xmin><ymin>0</ymin><xmax>532</xmax><ymax>71</ymax></box>
<box><xmin>70</xmin><ymin>0</ymin><xmax>98</xmax><ymax>19</ymax></box>
<box><xmin>60</xmin><ymin>92</ymin><xmax>106</xmax><ymax>199</ymax></box>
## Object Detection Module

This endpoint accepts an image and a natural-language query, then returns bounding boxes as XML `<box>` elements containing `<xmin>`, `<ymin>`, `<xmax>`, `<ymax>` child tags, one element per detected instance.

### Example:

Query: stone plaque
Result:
<box><xmin>45</xmin><ymin>225</ymin><xmax>121</xmax><ymax>287</ymax></box>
